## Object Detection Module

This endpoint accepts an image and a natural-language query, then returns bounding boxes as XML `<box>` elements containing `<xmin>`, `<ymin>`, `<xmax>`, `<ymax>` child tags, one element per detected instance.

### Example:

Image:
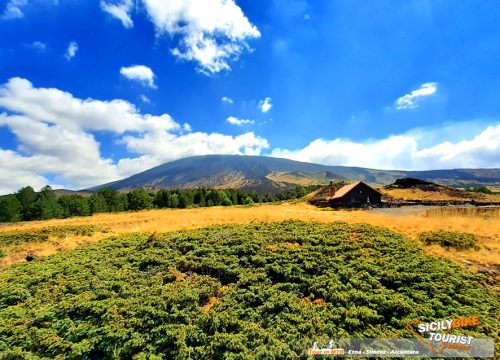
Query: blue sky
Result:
<box><xmin>0</xmin><ymin>0</ymin><xmax>499</xmax><ymax>193</ymax></box>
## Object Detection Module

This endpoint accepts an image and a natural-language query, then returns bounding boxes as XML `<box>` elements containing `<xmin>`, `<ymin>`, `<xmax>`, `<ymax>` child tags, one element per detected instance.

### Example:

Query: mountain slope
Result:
<box><xmin>89</xmin><ymin>155</ymin><xmax>500</xmax><ymax>192</ymax></box>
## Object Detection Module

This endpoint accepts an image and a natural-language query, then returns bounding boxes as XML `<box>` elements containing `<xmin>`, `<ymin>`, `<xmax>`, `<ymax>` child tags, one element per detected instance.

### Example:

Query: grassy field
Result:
<box><xmin>380</xmin><ymin>187</ymin><xmax>500</xmax><ymax>203</ymax></box>
<box><xmin>0</xmin><ymin>221</ymin><xmax>498</xmax><ymax>358</ymax></box>
<box><xmin>1</xmin><ymin>202</ymin><xmax>499</xmax><ymax>273</ymax></box>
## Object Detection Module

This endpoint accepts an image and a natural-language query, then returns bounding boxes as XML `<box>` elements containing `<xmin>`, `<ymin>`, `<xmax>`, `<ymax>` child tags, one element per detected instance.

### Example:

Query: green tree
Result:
<box><xmin>168</xmin><ymin>194</ymin><xmax>179</xmax><ymax>208</ymax></box>
<box><xmin>89</xmin><ymin>193</ymin><xmax>108</xmax><ymax>214</ymax></box>
<box><xmin>193</xmin><ymin>190</ymin><xmax>205</xmax><ymax>206</ymax></box>
<box><xmin>16</xmin><ymin>186</ymin><xmax>38</xmax><ymax>206</ymax></box>
<box><xmin>98</xmin><ymin>187</ymin><xmax>126</xmax><ymax>212</ymax></box>
<box><xmin>0</xmin><ymin>195</ymin><xmax>22</xmax><ymax>222</ymax></box>
<box><xmin>236</xmin><ymin>190</ymin><xmax>245</xmax><ymax>205</ymax></box>
<box><xmin>206</xmin><ymin>190</ymin><xmax>222</xmax><ymax>206</ymax></box>
<box><xmin>295</xmin><ymin>186</ymin><xmax>307</xmax><ymax>198</ymax></box>
<box><xmin>178</xmin><ymin>193</ymin><xmax>187</xmax><ymax>209</ymax></box>
<box><xmin>127</xmin><ymin>189</ymin><xmax>153</xmax><ymax>210</ymax></box>
<box><xmin>230</xmin><ymin>191</ymin><xmax>238</xmax><ymax>206</ymax></box>
<box><xmin>117</xmin><ymin>193</ymin><xmax>128</xmax><ymax>211</ymax></box>
<box><xmin>29</xmin><ymin>186</ymin><xmax>63</xmax><ymax>220</ymax></box>
<box><xmin>466</xmin><ymin>186</ymin><xmax>493</xmax><ymax>194</ymax></box>
<box><xmin>154</xmin><ymin>190</ymin><xmax>171</xmax><ymax>208</ymax></box>
<box><xmin>220</xmin><ymin>192</ymin><xmax>232</xmax><ymax>206</ymax></box>
<box><xmin>244</xmin><ymin>196</ymin><xmax>254</xmax><ymax>205</ymax></box>
<box><xmin>58</xmin><ymin>195</ymin><xmax>90</xmax><ymax>218</ymax></box>
<box><xmin>15</xmin><ymin>186</ymin><xmax>38</xmax><ymax>220</ymax></box>
<box><xmin>182</xmin><ymin>190</ymin><xmax>195</xmax><ymax>207</ymax></box>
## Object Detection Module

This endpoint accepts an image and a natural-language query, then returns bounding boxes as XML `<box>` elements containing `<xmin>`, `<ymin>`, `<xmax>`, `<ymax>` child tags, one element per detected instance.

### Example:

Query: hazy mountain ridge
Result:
<box><xmin>88</xmin><ymin>155</ymin><xmax>500</xmax><ymax>192</ymax></box>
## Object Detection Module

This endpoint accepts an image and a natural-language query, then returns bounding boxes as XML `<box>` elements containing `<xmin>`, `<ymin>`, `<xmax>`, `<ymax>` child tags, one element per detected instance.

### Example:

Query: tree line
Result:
<box><xmin>0</xmin><ymin>185</ymin><xmax>321</xmax><ymax>222</ymax></box>
<box><xmin>464</xmin><ymin>186</ymin><xmax>493</xmax><ymax>194</ymax></box>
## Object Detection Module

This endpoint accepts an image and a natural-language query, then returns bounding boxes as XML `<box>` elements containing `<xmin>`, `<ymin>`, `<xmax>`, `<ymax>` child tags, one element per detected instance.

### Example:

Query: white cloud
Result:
<box><xmin>0</xmin><ymin>80</ymin><xmax>497</xmax><ymax>193</ymax></box>
<box><xmin>0</xmin><ymin>79</ymin><xmax>496</xmax><ymax>194</ymax></box>
<box><xmin>140</xmin><ymin>94</ymin><xmax>151</xmax><ymax>104</ymax></box>
<box><xmin>0</xmin><ymin>77</ymin><xmax>172</xmax><ymax>133</ymax></box>
<box><xmin>27</xmin><ymin>41</ymin><xmax>47</xmax><ymax>52</ymax></box>
<box><xmin>100</xmin><ymin>0</ymin><xmax>134</xmax><ymax>28</ymax></box>
<box><xmin>226</xmin><ymin>116</ymin><xmax>254</xmax><ymax>126</ymax></box>
<box><xmin>121</xmin><ymin>131</ymin><xmax>268</xmax><ymax>165</ymax></box>
<box><xmin>1</xmin><ymin>0</ymin><xmax>27</xmax><ymax>20</ymax></box>
<box><xmin>65</xmin><ymin>41</ymin><xmax>78</xmax><ymax>60</ymax></box>
<box><xmin>221</xmin><ymin>96</ymin><xmax>234</xmax><ymax>104</ymax></box>
<box><xmin>0</xmin><ymin>78</ymin><xmax>269</xmax><ymax>194</ymax></box>
<box><xmin>271</xmin><ymin>124</ymin><xmax>500</xmax><ymax>170</ymax></box>
<box><xmin>395</xmin><ymin>82</ymin><xmax>437</xmax><ymax>110</ymax></box>
<box><xmin>258</xmin><ymin>97</ymin><xmax>272</xmax><ymax>113</ymax></box>
<box><xmin>141</xmin><ymin>0</ymin><xmax>260</xmax><ymax>74</ymax></box>
<box><xmin>120</xmin><ymin>65</ymin><xmax>157</xmax><ymax>88</ymax></box>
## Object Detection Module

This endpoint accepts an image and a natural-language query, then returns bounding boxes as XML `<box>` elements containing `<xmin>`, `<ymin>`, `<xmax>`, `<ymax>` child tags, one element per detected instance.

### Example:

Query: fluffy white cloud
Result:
<box><xmin>65</xmin><ymin>41</ymin><xmax>78</xmax><ymax>60</ymax></box>
<box><xmin>258</xmin><ymin>97</ymin><xmax>272</xmax><ymax>112</ymax></box>
<box><xmin>0</xmin><ymin>153</ymin><xmax>56</xmax><ymax>194</ymax></box>
<box><xmin>0</xmin><ymin>114</ymin><xmax>120</xmax><ymax>190</ymax></box>
<box><xmin>221</xmin><ymin>96</ymin><xmax>234</xmax><ymax>104</ymax></box>
<box><xmin>120</xmin><ymin>65</ymin><xmax>157</xmax><ymax>88</ymax></box>
<box><xmin>0</xmin><ymin>78</ymin><xmax>269</xmax><ymax>194</ymax></box>
<box><xmin>395</xmin><ymin>82</ymin><xmax>437</xmax><ymax>110</ymax></box>
<box><xmin>121</xmin><ymin>131</ymin><xmax>268</xmax><ymax>164</ymax></box>
<box><xmin>271</xmin><ymin>124</ymin><xmax>500</xmax><ymax>170</ymax></box>
<box><xmin>141</xmin><ymin>0</ymin><xmax>260</xmax><ymax>74</ymax></box>
<box><xmin>1</xmin><ymin>0</ymin><xmax>27</xmax><ymax>20</ymax></box>
<box><xmin>100</xmin><ymin>0</ymin><xmax>134</xmax><ymax>28</ymax></box>
<box><xmin>226</xmin><ymin>116</ymin><xmax>254</xmax><ymax>126</ymax></box>
<box><xmin>0</xmin><ymin>77</ymin><xmax>173</xmax><ymax>133</ymax></box>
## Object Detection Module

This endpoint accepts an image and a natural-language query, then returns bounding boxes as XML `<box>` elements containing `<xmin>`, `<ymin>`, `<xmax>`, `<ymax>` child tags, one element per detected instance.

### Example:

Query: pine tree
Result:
<box><xmin>127</xmin><ymin>189</ymin><xmax>153</xmax><ymax>210</ymax></box>
<box><xmin>0</xmin><ymin>195</ymin><xmax>22</xmax><ymax>222</ymax></box>
<box><xmin>90</xmin><ymin>194</ymin><xmax>108</xmax><ymax>213</ymax></box>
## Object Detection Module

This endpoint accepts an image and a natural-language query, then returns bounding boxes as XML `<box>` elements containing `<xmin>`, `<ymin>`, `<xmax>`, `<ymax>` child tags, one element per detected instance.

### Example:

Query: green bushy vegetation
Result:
<box><xmin>418</xmin><ymin>230</ymin><xmax>478</xmax><ymax>249</ymax></box>
<box><xmin>0</xmin><ymin>225</ymin><xmax>107</xmax><ymax>247</ymax></box>
<box><xmin>465</xmin><ymin>186</ymin><xmax>493</xmax><ymax>195</ymax></box>
<box><xmin>0</xmin><ymin>221</ymin><xmax>497</xmax><ymax>359</ymax></box>
<box><xmin>0</xmin><ymin>185</ymin><xmax>321</xmax><ymax>223</ymax></box>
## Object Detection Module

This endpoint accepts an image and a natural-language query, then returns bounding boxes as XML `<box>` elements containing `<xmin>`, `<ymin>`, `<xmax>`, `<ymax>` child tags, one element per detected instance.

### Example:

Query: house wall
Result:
<box><xmin>329</xmin><ymin>183</ymin><xmax>381</xmax><ymax>207</ymax></box>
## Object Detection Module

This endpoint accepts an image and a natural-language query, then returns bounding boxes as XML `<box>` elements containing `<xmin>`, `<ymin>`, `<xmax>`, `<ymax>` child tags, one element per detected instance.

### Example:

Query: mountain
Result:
<box><xmin>88</xmin><ymin>155</ymin><xmax>500</xmax><ymax>192</ymax></box>
<box><xmin>53</xmin><ymin>189</ymin><xmax>93</xmax><ymax>197</ymax></box>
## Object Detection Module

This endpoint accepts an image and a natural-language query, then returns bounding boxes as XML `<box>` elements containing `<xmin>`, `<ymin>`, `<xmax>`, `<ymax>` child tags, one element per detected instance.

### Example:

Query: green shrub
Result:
<box><xmin>465</xmin><ymin>186</ymin><xmax>493</xmax><ymax>194</ymax></box>
<box><xmin>0</xmin><ymin>221</ymin><xmax>497</xmax><ymax>358</ymax></box>
<box><xmin>418</xmin><ymin>230</ymin><xmax>477</xmax><ymax>249</ymax></box>
<box><xmin>0</xmin><ymin>225</ymin><xmax>107</xmax><ymax>246</ymax></box>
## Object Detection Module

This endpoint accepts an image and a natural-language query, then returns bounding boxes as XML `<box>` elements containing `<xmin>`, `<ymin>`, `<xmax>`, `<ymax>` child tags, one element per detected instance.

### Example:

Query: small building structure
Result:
<box><xmin>308</xmin><ymin>181</ymin><xmax>382</xmax><ymax>208</ymax></box>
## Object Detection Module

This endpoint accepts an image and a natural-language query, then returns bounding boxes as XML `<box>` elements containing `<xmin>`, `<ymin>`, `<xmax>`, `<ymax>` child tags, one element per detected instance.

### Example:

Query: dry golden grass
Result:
<box><xmin>266</xmin><ymin>172</ymin><xmax>330</xmax><ymax>186</ymax></box>
<box><xmin>0</xmin><ymin>233</ymin><xmax>110</xmax><ymax>267</ymax></box>
<box><xmin>381</xmin><ymin>188</ymin><xmax>500</xmax><ymax>202</ymax></box>
<box><xmin>266</xmin><ymin>242</ymin><xmax>302</xmax><ymax>251</ymax></box>
<box><xmin>1</xmin><ymin>202</ymin><xmax>499</xmax><ymax>269</ymax></box>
